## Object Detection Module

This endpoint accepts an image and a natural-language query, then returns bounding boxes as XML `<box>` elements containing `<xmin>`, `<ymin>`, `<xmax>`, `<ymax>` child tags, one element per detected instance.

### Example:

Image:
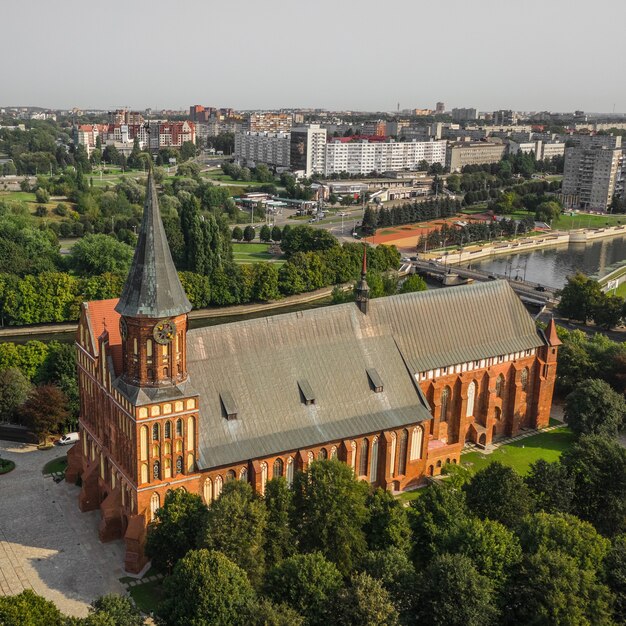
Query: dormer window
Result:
<box><xmin>366</xmin><ymin>368</ymin><xmax>384</xmax><ymax>393</ymax></box>
<box><xmin>220</xmin><ymin>391</ymin><xmax>238</xmax><ymax>420</ymax></box>
<box><xmin>298</xmin><ymin>379</ymin><xmax>315</xmax><ymax>405</ymax></box>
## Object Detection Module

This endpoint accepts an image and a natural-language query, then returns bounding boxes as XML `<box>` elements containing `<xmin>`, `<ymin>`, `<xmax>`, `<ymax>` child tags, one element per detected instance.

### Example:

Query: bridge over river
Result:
<box><xmin>411</xmin><ymin>260</ymin><xmax>558</xmax><ymax>307</ymax></box>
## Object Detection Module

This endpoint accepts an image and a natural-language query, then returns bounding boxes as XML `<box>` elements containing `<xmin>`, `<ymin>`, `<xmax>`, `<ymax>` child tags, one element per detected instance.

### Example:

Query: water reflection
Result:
<box><xmin>466</xmin><ymin>235</ymin><xmax>626</xmax><ymax>289</ymax></box>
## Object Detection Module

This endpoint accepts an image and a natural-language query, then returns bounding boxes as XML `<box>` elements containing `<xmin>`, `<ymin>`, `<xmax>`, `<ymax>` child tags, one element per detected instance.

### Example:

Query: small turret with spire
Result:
<box><xmin>355</xmin><ymin>244</ymin><xmax>370</xmax><ymax>314</ymax></box>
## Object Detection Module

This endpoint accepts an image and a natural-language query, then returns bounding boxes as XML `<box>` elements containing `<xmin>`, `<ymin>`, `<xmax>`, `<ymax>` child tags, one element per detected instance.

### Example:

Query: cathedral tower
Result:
<box><xmin>115</xmin><ymin>170</ymin><xmax>192</xmax><ymax>387</ymax></box>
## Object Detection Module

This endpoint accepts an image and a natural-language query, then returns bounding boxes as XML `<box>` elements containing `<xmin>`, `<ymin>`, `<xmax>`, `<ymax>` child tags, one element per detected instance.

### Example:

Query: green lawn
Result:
<box><xmin>232</xmin><ymin>242</ymin><xmax>284</xmax><ymax>265</ymax></box>
<box><xmin>397</xmin><ymin>488</ymin><xmax>427</xmax><ymax>504</ymax></box>
<box><xmin>615</xmin><ymin>282</ymin><xmax>626</xmax><ymax>298</ymax></box>
<box><xmin>0</xmin><ymin>191</ymin><xmax>37</xmax><ymax>202</ymax></box>
<box><xmin>552</xmin><ymin>213</ymin><xmax>626</xmax><ymax>230</ymax></box>
<box><xmin>42</xmin><ymin>455</ymin><xmax>67</xmax><ymax>476</ymax></box>
<box><xmin>129</xmin><ymin>580</ymin><xmax>164</xmax><ymax>614</ymax></box>
<box><xmin>461</xmin><ymin>426</ymin><xmax>575</xmax><ymax>476</ymax></box>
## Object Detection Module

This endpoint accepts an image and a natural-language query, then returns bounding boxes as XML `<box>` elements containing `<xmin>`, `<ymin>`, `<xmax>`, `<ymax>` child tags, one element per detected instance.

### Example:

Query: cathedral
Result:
<box><xmin>66</xmin><ymin>172</ymin><xmax>560</xmax><ymax>573</ymax></box>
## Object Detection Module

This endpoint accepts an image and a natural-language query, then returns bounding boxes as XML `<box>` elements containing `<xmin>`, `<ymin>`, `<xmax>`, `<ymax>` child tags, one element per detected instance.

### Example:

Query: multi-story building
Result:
<box><xmin>66</xmin><ymin>172</ymin><xmax>560</xmax><ymax>573</ymax></box>
<box><xmin>246</xmin><ymin>112</ymin><xmax>293</xmax><ymax>134</ymax></box>
<box><xmin>446</xmin><ymin>141</ymin><xmax>508</xmax><ymax>172</ymax></box>
<box><xmin>362</xmin><ymin>120</ymin><xmax>387</xmax><ymax>137</ymax></box>
<box><xmin>493</xmin><ymin>110</ymin><xmax>518</xmax><ymax>126</ymax></box>
<box><xmin>435</xmin><ymin>102</ymin><xmax>445</xmax><ymax>114</ymax></box>
<box><xmin>290</xmin><ymin>124</ymin><xmax>327</xmax><ymax>176</ymax></box>
<box><xmin>562</xmin><ymin>142</ymin><xmax>622</xmax><ymax>210</ymax></box>
<box><xmin>234</xmin><ymin>131</ymin><xmax>291</xmax><ymax>169</ymax></box>
<box><xmin>451</xmin><ymin>107</ymin><xmax>478</xmax><ymax>123</ymax></box>
<box><xmin>508</xmin><ymin>140</ymin><xmax>565</xmax><ymax>161</ymax></box>
<box><xmin>324</xmin><ymin>138</ymin><xmax>446</xmax><ymax>176</ymax></box>
<box><xmin>158</xmin><ymin>121</ymin><xmax>195</xmax><ymax>149</ymax></box>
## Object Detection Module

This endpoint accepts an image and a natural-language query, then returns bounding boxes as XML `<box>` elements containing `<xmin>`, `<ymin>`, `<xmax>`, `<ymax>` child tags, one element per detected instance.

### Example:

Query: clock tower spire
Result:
<box><xmin>115</xmin><ymin>170</ymin><xmax>192</xmax><ymax>388</ymax></box>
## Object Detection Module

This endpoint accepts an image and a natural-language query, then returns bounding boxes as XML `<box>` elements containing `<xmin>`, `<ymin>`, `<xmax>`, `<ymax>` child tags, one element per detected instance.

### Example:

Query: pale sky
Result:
<box><xmin>2</xmin><ymin>0</ymin><xmax>625</xmax><ymax>113</ymax></box>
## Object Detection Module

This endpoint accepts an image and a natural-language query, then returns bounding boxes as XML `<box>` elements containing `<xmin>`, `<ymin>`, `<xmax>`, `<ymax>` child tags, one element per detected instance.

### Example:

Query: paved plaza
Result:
<box><xmin>0</xmin><ymin>440</ymin><xmax>126</xmax><ymax>617</ymax></box>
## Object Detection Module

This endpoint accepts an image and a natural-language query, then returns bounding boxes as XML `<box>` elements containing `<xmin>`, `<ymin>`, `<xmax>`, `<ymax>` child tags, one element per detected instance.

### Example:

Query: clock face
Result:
<box><xmin>153</xmin><ymin>319</ymin><xmax>176</xmax><ymax>345</ymax></box>
<box><xmin>119</xmin><ymin>318</ymin><xmax>128</xmax><ymax>340</ymax></box>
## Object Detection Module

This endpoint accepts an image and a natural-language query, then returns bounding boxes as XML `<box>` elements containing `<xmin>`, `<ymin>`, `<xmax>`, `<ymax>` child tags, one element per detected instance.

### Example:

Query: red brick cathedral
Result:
<box><xmin>66</xmin><ymin>172</ymin><xmax>560</xmax><ymax>573</ymax></box>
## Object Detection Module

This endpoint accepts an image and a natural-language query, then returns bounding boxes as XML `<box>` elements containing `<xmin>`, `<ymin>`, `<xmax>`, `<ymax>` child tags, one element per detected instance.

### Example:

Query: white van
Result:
<box><xmin>58</xmin><ymin>432</ymin><xmax>79</xmax><ymax>445</ymax></box>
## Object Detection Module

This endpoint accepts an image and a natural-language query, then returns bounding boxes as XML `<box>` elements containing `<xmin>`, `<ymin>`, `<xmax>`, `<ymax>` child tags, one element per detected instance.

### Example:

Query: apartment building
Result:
<box><xmin>446</xmin><ymin>141</ymin><xmax>507</xmax><ymax>172</ymax></box>
<box><xmin>451</xmin><ymin>108</ymin><xmax>478</xmax><ymax>123</ymax></box>
<box><xmin>508</xmin><ymin>140</ymin><xmax>565</xmax><ymax>161</ymax></box>
<box><xmin>492</xmin><ymin>110</ymin><xmax>518</xmax><ymax>126</ymax></box>
<box><xmin>246</xmin><ymin>112</ymin><xmax>293</xmax><ymax>133</ymax></box>
<box><xmin>234</xmin><ymin>131</ymin><xmax>291</xmax><ymax>168</ymax></box>
<box><xmin>324</xmin><ymin>139</ymin><xmax>446</xmax><ymax>176</ymax></box>
<box><xmin>562</xmin><ymin>143</ymin><xmax>622</xmax><ymax>210</ymax></box>
<box><xmin>290</xmin><ymin>124</ymin><xmax>327</xmax><ymax>176</ymax></box>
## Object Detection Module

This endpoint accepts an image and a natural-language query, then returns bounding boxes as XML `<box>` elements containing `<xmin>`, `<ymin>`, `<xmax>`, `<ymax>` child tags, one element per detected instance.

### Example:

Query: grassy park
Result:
<box><xmin>232</xmin><ymin>242</ymin><xmax>284</xmax><ymax>265</ymax></box>
<box><xmin>461</xmin><ymin>426</ymin><xmax>574</xmax><ymax>476</ymax></box>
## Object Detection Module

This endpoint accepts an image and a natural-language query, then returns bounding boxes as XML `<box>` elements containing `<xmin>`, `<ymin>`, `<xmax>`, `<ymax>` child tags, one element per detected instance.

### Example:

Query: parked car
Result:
<box><xmin>58</xmin><ymin>432</ymin><xmax>79</xmax><ymax>445</ymax></box>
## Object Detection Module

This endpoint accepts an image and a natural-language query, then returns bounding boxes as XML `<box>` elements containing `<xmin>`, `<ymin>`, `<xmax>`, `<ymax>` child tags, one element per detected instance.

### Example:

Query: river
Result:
<box><xmin>464</xmin><ymin>234</ymin><xmax>626</xmax><ymax>289</ymax></box>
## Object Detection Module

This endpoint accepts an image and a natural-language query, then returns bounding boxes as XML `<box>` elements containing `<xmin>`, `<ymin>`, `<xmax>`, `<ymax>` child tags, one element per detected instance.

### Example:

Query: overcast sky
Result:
<box><xmin>2</xmin><ymin>0</ymin><xmax>625</xmax><ymax>113</ymax></box>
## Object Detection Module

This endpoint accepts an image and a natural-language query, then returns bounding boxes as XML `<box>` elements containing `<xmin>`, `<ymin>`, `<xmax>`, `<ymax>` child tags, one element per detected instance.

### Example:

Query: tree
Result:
<box><xmin>19</xmin><ymin>385</ymin><xmax>68</xmax><ymax>443</ymax></box>
<box><xmin>87</xmin><ymin>594</ymin><xmax>145</xmax><ymax>626</ymax></box>
<box><xmin>292</xmin><ymin>460</ymin><xmax>369</xmax><ymax>575</ymax></box>
<box><xmin>0</xmin><ymin>589</ymin><xmax>65</xmax><ymax>626</ymax></box>
<box><xmin>251</xmin><ymin>599</ymin><xmax>305</xmax><ymax>626</ymax></box>
<box><xmin>335</xmin><ymin>572</ymin><xmax>399</xmax><ymax>626</ymax></box>
<box><xmin>604</xmin><ymin>534</ymin><xmax>626</xmax><ymax>624</ymax></box>
<box><xmin>561</xmin><ymin>435</ymin><xmax>626</xmax><ymax>536</ymax></box>
<box><xmin>506</xmin><ymin>549</ymin><xmax>613</xmax><ymax>626</ymax></box>
<box><xmin>259</xmin><ymin>224</ymin><xmax>271</xmax><ymax>242</ymax></box>
<box><xmin>145</xmin><ymin>489</ymin><xmax>207</xmax><ymax>573</ymax></box>
<box><xmin>399</xmin><ymin>274</ymin><xmax>427</xmax><ymax>294</ymax></box>
<box><xmin>0</xmin><ymin>367</ymin><xmax>32</xmax><ymax>423</ymax></box>
<box><xmin>363</xmin><ymin>488</ymin><xmax>411</xmax><ymax>552</ymax></box>
<box><xmin>557</xmin><ymin>272</ymin><xmax>604</xmax><ymax>323</ymax></box>
<box><xmin>518</xmin><ymin>512</ymin><xmax>610</xmax><ymax>572</ymax></box>
<box><xmin>444</xmin><ymin>517</ymin><xmax>522</xmax><ymax>587</ymax></box>
<box><xmin>593</xmin><ymin>293</ymin><xmax>624</xmax><ymax>329</ymax></box>
<box><xmin>463</xmin><ymin>461</ymin><xmax>532</xmax><ymax>527</ymax></box>
<box><xmin>252</xmin><ymin>262</ymin><xmax>280</xmax><ymax>302</ymax></box>
<box><xmin>280</xmin><ymin>225</ymin><xmax>338</xmax><ymax>256</ymax></box>
<box><xmin>264</xmin><ymin>552</ymin><xmax>343</xmax><ymax>626</ymax></box>
<box><xmin>409</xmin><ymin>483</ymin><xmax>469</xmax><ymax>565</ymax></box>
<box><xmin>180</xmin><ymin>140</ymin><xmax>197</xmax><ymax>162</ymax></box>
<box><xmin>361</xmin><ymin>206</ymin><xmax>378</xmax><ymax>235</ymax></box>
<box><xmin>564</xmin><ymin>378</ymin><xmax>626</xmax><ymax>438</ymax></box>
<box><xmin>416</xmin><ymin>553</ymin><xmax>498</xmax><ymax>626</ymax></box>
<box><xmin>243</xmin><ymin>225</ymin><xmax>255</xmax><ymax>242</ymax></box>
<box><xmin>524</xmin><ymin>459</ymin><xmax>574</xmax><ymax>513</ymax></box>
<box><xmin>159</xmin><ymin>549</ymin><xmax>256</xmax><ymax>626</ymax></box>
<box><xmin>534</xmin><ymin>200</ymin><xmax>561</xmax><ymax>224</ymax></box>
<box><xmin>361</xmin><ymin>547</ymin><xmax>417</xmax><ymax>620</ymax></box>
<box><xmin>35</xmin><ymin>187</ymin><xmax>50</xmax><ymax>204</ymax></box>
<box><xmin>232</xmin><ymin>226</ymin><xmax>243</xmax><ymax>241</ymax></box>
<box><xmin>264</xmin><ymin>477</ymin><xmax>296</xmax><ymax>563</ymax></box>
<box><xmin>68</xmin><ymin>234</ymin><xmax>134</xmax><ymax>276</ymax></box>
<box><xmin>197</xmin><ymin>480</ymin><xmax>267</xmax><ymax>586</ymax></box>
<box><xmin>271</xmin><ymin>225</ymin><xmax>282</xmax><ymax>241</ymax></box>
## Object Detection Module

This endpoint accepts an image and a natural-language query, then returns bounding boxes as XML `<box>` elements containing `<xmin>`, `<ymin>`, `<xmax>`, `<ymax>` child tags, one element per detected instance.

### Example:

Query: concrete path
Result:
<box><xmin>0</xmin><ymin>440</ymin><xmax>125</xmax><ymax>617</ymax></box>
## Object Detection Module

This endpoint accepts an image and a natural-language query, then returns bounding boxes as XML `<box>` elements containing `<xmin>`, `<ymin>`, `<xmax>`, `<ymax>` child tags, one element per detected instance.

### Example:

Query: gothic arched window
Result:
<box><xmin>150</xmin><ymin>492</ymin><xmax>160</xmax><ymax>521</ymax></box>
<box><xmin>440</xmin><ymin>386</ymin><xmax>451</xmax><ymax>422</ymax></box>
<box><xmin>225</xmin><ymin>470</ymin><xmax>236</xmax><ymax>482</ymax></box>
<box><xmin>175</xmin><ymin>456</ymin><xmax>183</xmax><ymax>474</ymax></box>
<box><xmin>319</xmin><ymin>448</ymin><xmax>328</xmax><ymax>460</ymax></box>
<box><xmin>176</xmin><ymin>418</ymin><xmax>183</xmax><ymax>437</ymax></box>
<box><xmin>273</xmin><ymin>458</ymin><xmax>284</xmax><ymax>478</ymax></box>
<box><xmin>152</xmin><ymin>423</ymin><xmax>159</xmax><ymax>441</ymax></box>
<box><xmin>286</xmin><ymin>457</ymin><xmax>294</xmax><ymax>486</ymax></box>
<box><xmin>496</xmin><ymin>374</ymin><xmax>505</xmax><ymax>398</ymax></box>
<box><xmin>369</xmin><ymin>437</ymin><xmax>379</xmax><ymax>483</ymax></box>
<box><xmin>410</xmin><ymin>426</ymin><xmax>423</xmax><ymax>461</ymax></box>
<box><xmin>164</xmin><ymin>421</ymin><xmax>171</xmax><ymax>439</ymax></box>
<box><xmin>466</xmin><ymin>381</ymin><xmax>477</xmax><ymax>417</ymax></box>
<box><xmin>359</xmin><ymin>439</ymin><xmax>369</xmax><ymax>477</ymax></box>
<box><xmin>203</xmin><ymin>478</ymin><xmax>213</xmax><ymax>504</ymax></box>
<box><xmin>152</xmin><ymin>460</ymin><xmax>160</xmax><ymax>480</ymax></box>
<box><xmin>521</xmin><ymin>368</ymin><xmax>529</xmax><ymax>392</ymax></box>
<box><xmin>398</xmin><ymin>429</ymin><xmax>408</xmax><ymax>475</ymax></box>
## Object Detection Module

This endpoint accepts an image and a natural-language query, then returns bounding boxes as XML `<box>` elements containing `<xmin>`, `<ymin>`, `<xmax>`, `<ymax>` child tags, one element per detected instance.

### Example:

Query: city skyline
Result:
<box><xmin>3</xmin><ymin>0</ymin><xmax>625</xmax><ymax>113</ymax></box>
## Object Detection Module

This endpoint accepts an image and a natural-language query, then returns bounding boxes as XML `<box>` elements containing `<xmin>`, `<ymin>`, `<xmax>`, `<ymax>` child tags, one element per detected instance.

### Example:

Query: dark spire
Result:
<box><xmin>115</xmin><ymin>170</ymin><xmax>191</xmax><ymax>319</ymax></box>
<box><xmin>355</xmin><ymin>243</ymin><xmax>370</xmax><ymax>314</ymax></box>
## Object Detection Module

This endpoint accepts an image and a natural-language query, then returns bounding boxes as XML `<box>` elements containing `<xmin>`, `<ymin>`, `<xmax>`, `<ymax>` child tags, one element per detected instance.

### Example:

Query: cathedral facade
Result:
<box><xmin>66</xmin><ymin>173</ymin><xmax>560</xmax><ymax>573</ymax></box>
